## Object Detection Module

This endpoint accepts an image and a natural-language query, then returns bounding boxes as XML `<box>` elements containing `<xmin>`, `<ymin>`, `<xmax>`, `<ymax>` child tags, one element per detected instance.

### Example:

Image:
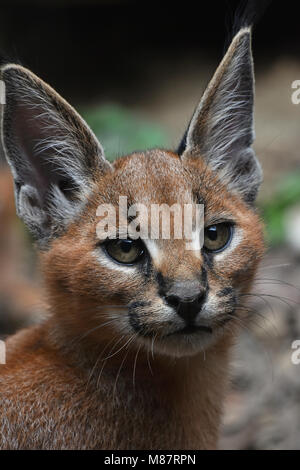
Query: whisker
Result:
<box><xmin>96</xmin><ymin>331</ymin><xmax>130</xmax><ymax>388</ymax></box>
<box><xmin>112</xmin><ymin>333</ymin><xmax>138</xmax><ymax>400</ymax></box>
<box><xmin>229</xmin><ymin>314</ymin><xmax>253</xmax><ymax>335</ymax></box>
<box><xmin>230</xmin><ymin>314</ymin><xmax>275</xmax><ymax>381</ymax></box>
<box><xmin>85</xmin><ymin>330</ymin><xmax>127</xmax><ymax>392</ymax></box>
<box><xmin>151</xmin><ymin>332</ymin><xmax>158</xmax><ymax>360</ymax></box>
<box><xmin>241</xmin><ymin>292</ymin><xmax>300</xmax><ymax>309</ymax></box>
<box><xmin>132</xmin><ymin>343</ymin><xmax>142</xmax><ymax>390</ymax></box>
<box><xmin>253</xmin><ymin>278</ymin><xmax>300</xmax><ymax>292</ymax></box>
<box><xmin>232</xmin><ymin>312</ymin><xmax>273</xmax><ymax>341</ymax></box>
<box><xmin>247</xmin><ymin>292</ymin><xmax>275</xmax><ymax>314</ymax></box>
<box><xmin>236</xmin><ymin>306</ymin><xmax>278</xmax><ymax>338</ymax></box>
<box><xmin>147</xmin><ymin>341</ymin><xmax>154</xmax><ymax>376</ymax></box>
<box><xmin>68</xmin><ymin>317</ymin><xmax>119</xmax><ymax>348</ymax></box>
<box><xmin>258</xmin><ymin>263</ymin><xmax>291</xmax><ymax>271</ymax></box>
<box><xmin>101</xmin><ymin>334</ymin><xmax>133</xmax><ymax>361</ymax></box>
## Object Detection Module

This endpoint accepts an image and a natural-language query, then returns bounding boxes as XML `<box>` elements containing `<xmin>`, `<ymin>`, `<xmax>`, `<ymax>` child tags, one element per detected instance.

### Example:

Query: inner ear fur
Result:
<box><xmin>0</xmin><ymin>63</ymin><xmax>112</xmax><ymax>243</ymax></box>
<box><xmin>180</xmin><ymin>28</ymin><xmax>262</xmax><ymax>204</ymax></box>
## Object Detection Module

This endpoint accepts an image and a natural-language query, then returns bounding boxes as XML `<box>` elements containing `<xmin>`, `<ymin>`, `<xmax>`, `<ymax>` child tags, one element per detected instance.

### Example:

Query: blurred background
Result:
<box><xmin>0</xmin><ymin>0</ymin><xmax>300</xmax><ymax>449</ymax></box>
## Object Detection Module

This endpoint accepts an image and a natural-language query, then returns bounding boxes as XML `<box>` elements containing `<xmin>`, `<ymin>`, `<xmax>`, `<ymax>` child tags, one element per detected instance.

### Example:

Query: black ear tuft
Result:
<box><xmin>0</xmin><ymin>52</ymin><xmax>23</xmax><ymax>69</ymax></box>
<box><xmin>225</xmin><ymin>0</ymin><xmax>271</xmax><ymax>50</ymax></box>
<box><xmin>0</xmin><ymin>54</ymin><xmax>9</xmax><ymax>68</ymax></box>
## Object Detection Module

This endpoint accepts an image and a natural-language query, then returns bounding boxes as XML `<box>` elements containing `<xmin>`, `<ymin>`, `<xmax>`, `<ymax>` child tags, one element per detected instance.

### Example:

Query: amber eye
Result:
<box><xmin>204</xmin><ymin>223</ymin><xmax>233</xmax><ymax>253</ymax></box>
<box><xmin>104</xmin><ymin>239</ymin><xmax>145</xmax><ymax>264</ymax></box>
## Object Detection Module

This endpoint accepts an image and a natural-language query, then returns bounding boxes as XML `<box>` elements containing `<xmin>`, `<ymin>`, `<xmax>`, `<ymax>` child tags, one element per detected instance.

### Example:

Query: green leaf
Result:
<box><xmin>81</xmin><ymin>104</ymin><xmax>169</xmax><ymax>161</ymax></box>
<box><xmin>260</xmin><ymin>171</ymin><xmax>300</xmax><ymax>245</ymax></box>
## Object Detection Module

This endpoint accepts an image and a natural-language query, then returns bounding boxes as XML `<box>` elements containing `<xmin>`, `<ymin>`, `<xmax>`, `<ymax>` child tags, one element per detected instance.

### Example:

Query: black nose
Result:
<box><xmin>166</xmin><ymin>292</ymin><xmax>205</xmax><ymax>323</ymax></box>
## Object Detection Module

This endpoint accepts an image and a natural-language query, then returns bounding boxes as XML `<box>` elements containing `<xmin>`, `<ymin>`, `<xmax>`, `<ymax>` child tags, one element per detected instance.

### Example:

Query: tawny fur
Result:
<box><xmin>0</xmin><ymin>28</ymin><xmax>265</xmax><ymax>449</ymax></box>
<box><xmin>0</xmin><ymin>152</ymin><xmax>264</xmax><ymax>449</ymax></box>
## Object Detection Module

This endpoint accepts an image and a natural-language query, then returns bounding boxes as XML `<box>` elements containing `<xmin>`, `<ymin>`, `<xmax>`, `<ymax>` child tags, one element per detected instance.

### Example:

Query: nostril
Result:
<box><xmin>166</xmin><ymin>291</ymin><xmax>206</xmax><ymax>311</ymax></box>
<box><xmin>165</xmin><ymin>295</ymin><xmax>181</xmax><ymax>310</ymax></box>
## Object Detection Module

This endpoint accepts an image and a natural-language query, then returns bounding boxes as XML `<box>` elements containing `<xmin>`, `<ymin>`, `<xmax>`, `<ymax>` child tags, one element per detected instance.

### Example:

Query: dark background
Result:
<box><xmin>1</xmin><ymin>0</ymin><xmax>299</xmax><ymax>105</ymax></box>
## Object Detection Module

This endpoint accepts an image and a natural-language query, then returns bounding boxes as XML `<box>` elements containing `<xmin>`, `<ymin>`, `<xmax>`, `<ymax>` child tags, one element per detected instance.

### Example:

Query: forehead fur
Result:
<box><xmin>61</xmin><ymin>148</ymin><xmax>265</xmax><ymax>278</ymax></box>
<box><xmin>41</xmin><ymin>147</ymin><xmax>264</xmax><ymax>337</ymax></box>
<box><xmin>111</xmin><ymin>149</ymin><xmax>191</xmax><ymax>206</ymax></box>
<box><xmin>88</xmin><ymin>148</ymin><xmax>256</xmax><ymax>220</ymax></box>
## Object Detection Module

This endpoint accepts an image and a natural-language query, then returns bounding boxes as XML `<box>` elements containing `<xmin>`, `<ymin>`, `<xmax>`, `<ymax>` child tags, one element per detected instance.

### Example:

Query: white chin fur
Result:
<box><xmin>143</xmin><ymin>330</ymin><xmax>218</xmax><ymax>358</ymax></box>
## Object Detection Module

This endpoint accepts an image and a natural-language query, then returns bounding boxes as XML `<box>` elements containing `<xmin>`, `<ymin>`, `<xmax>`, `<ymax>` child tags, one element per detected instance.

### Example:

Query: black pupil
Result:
<box><xmin>207</xmin><ymin>226</ymin><xmax>218</xmax><ymax>241</ymax></box>
<box><xmin>119</xmin><ymin>240</ymin><xmax>133</xmax><ymax>253</ymax></box>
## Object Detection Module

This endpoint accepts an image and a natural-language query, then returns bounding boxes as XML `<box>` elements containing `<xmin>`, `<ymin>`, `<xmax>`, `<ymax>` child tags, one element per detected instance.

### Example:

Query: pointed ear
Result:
<box><xmin>0</xmin><ymin>64</ymin><xmax>112</xmax><ymax>244</ymax></box>
<box><xmin>179</xmin><ymin>28</ymin><xmax>262</xmax><ymax>203</ymax></box>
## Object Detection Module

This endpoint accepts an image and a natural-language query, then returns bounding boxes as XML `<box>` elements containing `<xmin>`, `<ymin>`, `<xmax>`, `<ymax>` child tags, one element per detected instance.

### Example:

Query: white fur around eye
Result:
<box><xmin>143</xmin><ymin>240</ymin><xmax>161</xmax><ymax>266</ymax></box>
<box><xmin>184</xmin><ymin>229</ymin><xmax>202</xmax><ymax>258</ymax></box>
<box><xmin>214</xmin><ymin>227</ymin><xmax>243</xmax><ymax>262</ymax></box>
<box><xmin>93</xmin><ymin>248</ymin><xmax>139</xmax><ymax>275</ymax></box>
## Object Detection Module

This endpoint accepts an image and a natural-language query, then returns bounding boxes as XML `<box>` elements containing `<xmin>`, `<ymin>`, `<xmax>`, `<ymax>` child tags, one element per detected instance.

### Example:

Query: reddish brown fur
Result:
<box><xmin>0</xmin><ymin>28</ymin><xmax>265</xmax><ymax>449</ymax></box>
<box><xmin>0</xmin><ymin>150</ymin><xmax>264</xmax><ymax>449</ymax></box>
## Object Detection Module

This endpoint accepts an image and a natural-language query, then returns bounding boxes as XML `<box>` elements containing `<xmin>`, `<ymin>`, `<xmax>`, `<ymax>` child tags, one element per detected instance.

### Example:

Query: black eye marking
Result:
<box><xmin>155</xmin><ymin>271</ymin><xmax>169</xmax><ymax>296</ymax></box>
<box><xmin>217</xmin><ymin>287</ymin><xmax>233</xmax><ymax>297</ymax></box>
<box><xmin>140</xmin><ymin>254</ymin><xmax>153</xmax><ymax>279</ymax></box>
<box><xmin>128</xmin><ymin>309</ymin><xmax>141</xmax><ymax>333</ymax></box>
<box><xmin>201</xmin><ymin>266</ymin><xmax>208</xmax><ymax>286</ymax></box>
<box><xmin>192</xmin><ymin>191</ymin><xmax>206</xmax><ymax>206</ymax></box>
<box><xmin>128</xmin><ymin>301</ymin><xmax>152</xmax><ymax>334</ymax></box>
<box><xmin>221</xmin><ymin>296</ymin><xmax>237</xmax><ymax>314</ymax></box>
<box><xmin>202</xmin><ymin>249</ymin><xmax>214</xmax><ymax>270</ymax></box>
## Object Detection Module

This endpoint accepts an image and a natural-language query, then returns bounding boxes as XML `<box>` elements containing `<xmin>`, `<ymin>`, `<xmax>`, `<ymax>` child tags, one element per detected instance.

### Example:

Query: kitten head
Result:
<box><xmin>0</xmin><ymin>28</ymin><xmax>264</xmax><ymax>358</ymax></box>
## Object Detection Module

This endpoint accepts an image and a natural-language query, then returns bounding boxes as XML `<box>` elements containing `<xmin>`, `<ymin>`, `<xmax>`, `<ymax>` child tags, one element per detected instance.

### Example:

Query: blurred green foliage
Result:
<box><xmin>82</xmin><ymin>104</ymin><xmax>169</xmax><ymax>161</ymax></box>
<box><xmin>261</xmin><ymin>172</ymin><xmax>300</xmax><ymax>245</ymax></box>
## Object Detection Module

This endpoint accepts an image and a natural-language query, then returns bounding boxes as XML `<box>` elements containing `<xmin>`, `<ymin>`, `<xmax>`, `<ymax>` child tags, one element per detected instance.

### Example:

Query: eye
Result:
<box><xmin>104</xmin><ymin>239</ymin><xmax>145</xmax><ymax>265</ymax></box>
<box><xmin>204</xmin><ymin>223</ymin><xmax>233</xmax><ymax>253</ymax></box>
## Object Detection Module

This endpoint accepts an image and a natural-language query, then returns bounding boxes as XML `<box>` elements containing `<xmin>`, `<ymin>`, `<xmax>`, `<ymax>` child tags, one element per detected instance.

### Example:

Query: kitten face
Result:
<box><xmin>1</xmin><ymin>28</ymin><xmax>264</xmax><ymax>358</ymax></box>
<box><xmin>43</xmin><ymin>150</ymin><xmax>264</xmax><ymax>357</ymax></box>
